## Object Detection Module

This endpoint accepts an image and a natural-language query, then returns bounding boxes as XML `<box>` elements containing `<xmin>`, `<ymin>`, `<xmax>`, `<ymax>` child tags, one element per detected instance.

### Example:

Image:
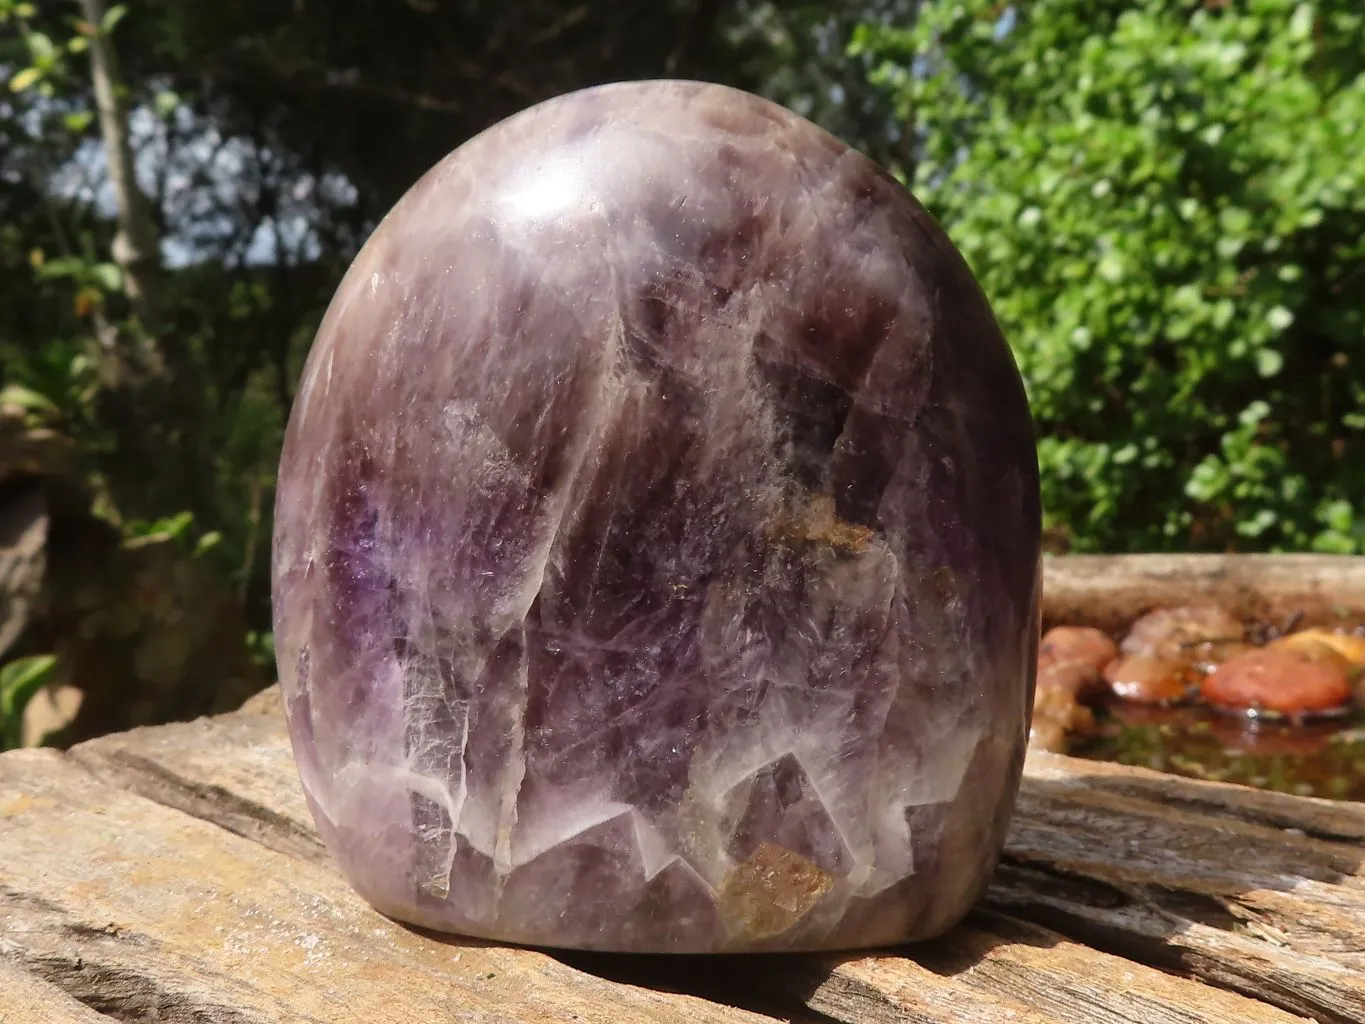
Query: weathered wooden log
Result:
<box><xmin>3</xmin><ymin>700</ymin><xmax>1364</xmax><ymax>1023</ymax></box>
<box><xmin>1041</xmin><ymin>553</ymin><xmax>1365</xmax><ymax>634</ymax></box>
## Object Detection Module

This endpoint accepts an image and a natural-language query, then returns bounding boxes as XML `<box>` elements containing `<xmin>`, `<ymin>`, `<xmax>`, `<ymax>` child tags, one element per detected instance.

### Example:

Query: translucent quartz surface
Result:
<box><xmin>272</xmin><ymin>80</ymin><xmax>1041</xmax><ymax>953</ymax></box>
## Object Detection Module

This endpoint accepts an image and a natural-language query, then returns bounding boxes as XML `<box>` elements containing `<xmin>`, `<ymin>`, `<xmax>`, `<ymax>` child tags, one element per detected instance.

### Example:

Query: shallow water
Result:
<box><xmin>1073</xmin><ymin>701</ymin><xmax>1365</xmax><ymax>801</ymax></box>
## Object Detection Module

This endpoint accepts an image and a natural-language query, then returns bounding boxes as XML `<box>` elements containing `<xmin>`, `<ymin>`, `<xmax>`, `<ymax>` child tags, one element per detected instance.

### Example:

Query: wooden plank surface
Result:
<box><xmin>2</xmin><ymin>699</ymin><xmax>1364</xmax><ymax>1024</ymax></box>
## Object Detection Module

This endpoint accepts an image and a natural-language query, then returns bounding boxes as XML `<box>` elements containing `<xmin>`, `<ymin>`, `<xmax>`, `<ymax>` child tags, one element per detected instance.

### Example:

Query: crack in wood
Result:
<box><xmin>67</xmin><ymin>746</ymin><xmax>329</xmax><ymax>867</ymax></box>
<box><xmin>2</xmin><ymin>898</ymin><xmax>273</xmax><ymax>1024</ymax></box>
<box><xmin>18</xmin><ymin>950</ymin><xmax>270</xmax><ymax>1024</ymax></box>
<box><xmin>988</xmin><ymin>863</ymin><xmax>1365</xmax><ymax>1024</ymax></box>
<box><xmin>0</xmin><ymin>958</ymin><xmax>122</xmax><ymax>1023</ymax></box>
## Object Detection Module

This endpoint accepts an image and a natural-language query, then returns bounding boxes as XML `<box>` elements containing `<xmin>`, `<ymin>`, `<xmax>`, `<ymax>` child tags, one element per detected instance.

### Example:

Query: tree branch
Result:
<box><xmin>79</xmin><ymin>0</ymin><xmax>161</xmax><ymax>338</ymax></box>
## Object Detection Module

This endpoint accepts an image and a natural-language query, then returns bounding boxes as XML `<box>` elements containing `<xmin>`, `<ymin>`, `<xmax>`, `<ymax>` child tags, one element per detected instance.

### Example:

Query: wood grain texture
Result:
<box><xmin>0</xmin><ymin>961</ymin><xmax>113</xmax><ymax>1023</ymax></box>
<box><xmin>750</xmin><ymin>911</ymin><xmax>1311</xmax><ymax>1024</ymax></box>
<box><xmin>1024</xmin><ymin>750</ymin><xmax>1365</xmax><ymax>844</ymax></box>
<box><xmin>990</xmin><ymin>751</ymin><xmax>1365</xmax><ymax>1023</ymax></box>
<box><xmin>0</xmin><ymin>703</ymin><xmax>1355</xmax><ymax>1022</ymax></box>
<box><xmin>1041</xmin><ymin>553</ymin><xmax>1365</xmax><ymax>633</ymax></box>
<box><xmin>0</xmin><ymin>745</ymin><xmax>787</xmax><ymax>1024</ymax></box>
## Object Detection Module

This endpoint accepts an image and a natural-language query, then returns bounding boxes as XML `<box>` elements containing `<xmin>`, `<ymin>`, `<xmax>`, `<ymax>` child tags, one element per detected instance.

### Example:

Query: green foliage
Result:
<box><xmin>1</xmin><ymin>0</ymin><xmax>95</xmax><ymax>95</ymax></box>
<box><xmin>245</xmin><ymin>629</ymin><xmax>275</xmax><ymax>674</ymax></box>
<box><xmin>0</xmin><ymin>655</ymin><xmax>57</xmax><ymax>749</ymax></box>
<box><xmin>0</xmin><ymin>1</ymin><xmax>295</xmax><ymax>668</ymax></box>
<box><xmin>855</xmin><ymin>0</ymin><xmax>1365</xmax><ymax>552</ymax></box>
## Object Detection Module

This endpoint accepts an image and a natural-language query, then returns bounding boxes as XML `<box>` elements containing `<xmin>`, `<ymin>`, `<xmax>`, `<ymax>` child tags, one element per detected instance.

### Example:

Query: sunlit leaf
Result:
<box><xmin>26</xmin><ymin>30</ymin><xmax>54</xmax><ymax>61</ymax></box>
<box><xmin>1267</xmin><ymin>306</ymin><xmax>1294</xmax><ymax>331</ymax></box>
<box><xmin>101</xmin><ymin>3</ymin><xmax>126</xmax><ymax>34</ymax></box>
<box><xmin>154</xmin><ymin>89</ymin><xmax>180</xmax><ymax>117</ymax></box>
<box><xmin>8</xmin><ymin>66</ymin><xmax>40</xmax><ymax>92</ymax></box>
<box><xmin>0</xmin><ymin>654</ymin><xmax>58</xmax><ymax>748</ymax></box>
<box><xmin>1255</xmin><ymin>348</ymin><xmax>1285</xmax><ymax>378</ymax></box>
<box><xmin>194</xmin><ymin>531</ymin><xmax>223</xmax><ymax>556</ymax></box>
<box><xmin>91</xmin><ymin>262</ymin><xmax>123</xmax><ymax>292</ymax></box>
<box><xmin>0</xmin><ymin>384</ymin><xmax>59</xmax><ymax>413</ymax></box>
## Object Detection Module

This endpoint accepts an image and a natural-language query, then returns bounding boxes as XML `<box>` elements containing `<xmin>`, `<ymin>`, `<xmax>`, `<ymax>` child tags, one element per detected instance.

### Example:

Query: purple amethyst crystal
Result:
<box><xmin>272</xmin><ymin>80</ymin><xmax>1041</xmax><ymax>953</ymax></box>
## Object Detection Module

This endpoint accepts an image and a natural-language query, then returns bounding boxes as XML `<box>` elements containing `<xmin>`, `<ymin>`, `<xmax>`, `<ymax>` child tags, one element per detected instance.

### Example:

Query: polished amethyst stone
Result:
<box><xmin>272</xmin><ymin>80</ymin><xmax>1041</xmax><ymax>953</ymax></box>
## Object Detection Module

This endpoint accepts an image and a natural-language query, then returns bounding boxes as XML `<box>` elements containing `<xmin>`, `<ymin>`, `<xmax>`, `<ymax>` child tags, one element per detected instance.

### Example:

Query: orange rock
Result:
<box><xmin>1039</xmin><ymin>626</ymin><xmax>1119</xmax><ymax>674</ymax></box>
<box><xmin>1029</xmin><ymin>682</ymin><xmax>1095</xmax><ymax>753</ymax></box>
<box><xmin>1323</xmin><ymin>630</ymin><xmax>1365</xmax><ymax>665</ymax></box>
<box><xmin>1185</xmin><ymin>639</ymin><xmax>1255</xmax><ymax>675</ymax></box>
<box><xmin>1037</xmin><ymin>625</ymin><xmax>1118</xmax><ymax>704</ymax></box>
<box><xmin>1033</xmin><ymin>680</ymin><xmax>1093</xmax><ymax>724</ymax></box>
<box><xmin>1121</xmin><ymin>604</ymin><xmax>1245</xmax><ymax>661</ymax></box>
<box><xmin>1202</xmin><ymin>647</ymin><xmax>1351</xmax><ymax>716</ymax></box>
<box><xmin>1035</xmin><ymin>657</ymin><xmax>1104</xmax><ymax>703</ymax></box>
<box><xmin>1102</xmin><ymin>653</ymin><xmax>1195</xmax><ymax>704</ymax></box>
<box><xmin>1028</xmin><ymin>717</ymin><xmax>1070</xmax><ymax>754</ymax></box>
<box><xmin>1267</xmin><ymin>632</ymin><xmax>1354</xmax><ymax>672</ymax></box>
<box><xmin>1271</xmin><ymin>628</ymin><xmax>1365</xmax><ymax>668</ymax></box>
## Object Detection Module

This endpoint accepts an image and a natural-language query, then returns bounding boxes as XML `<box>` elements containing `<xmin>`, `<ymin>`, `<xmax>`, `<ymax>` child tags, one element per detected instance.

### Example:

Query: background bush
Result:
<box><xmin>855</xmin><ymin>0</ymin><xmax>1365</xmax><ymax>553</ymax></box>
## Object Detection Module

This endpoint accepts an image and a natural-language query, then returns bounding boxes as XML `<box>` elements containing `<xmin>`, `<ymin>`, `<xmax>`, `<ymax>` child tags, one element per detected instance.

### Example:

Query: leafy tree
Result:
<box><xmin>856</xmin><ymin>0</ymin><xmax>1365</xmax><ymax>553</ymax></box>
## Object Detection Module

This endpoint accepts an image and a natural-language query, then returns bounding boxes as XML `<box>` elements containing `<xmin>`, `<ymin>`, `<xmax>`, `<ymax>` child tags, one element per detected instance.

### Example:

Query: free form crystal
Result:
<box><xmin>273</xmin><ymin>80</ymin><xmax>1042</xmax><ymax>953</ymax></box>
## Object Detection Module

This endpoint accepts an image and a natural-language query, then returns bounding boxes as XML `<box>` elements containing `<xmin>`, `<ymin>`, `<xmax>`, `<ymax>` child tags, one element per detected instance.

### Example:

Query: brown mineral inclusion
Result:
<box><xmin>272</xmin><ymin>80</ymin><xmax>1042</xmax><ymax>953</ymax></box>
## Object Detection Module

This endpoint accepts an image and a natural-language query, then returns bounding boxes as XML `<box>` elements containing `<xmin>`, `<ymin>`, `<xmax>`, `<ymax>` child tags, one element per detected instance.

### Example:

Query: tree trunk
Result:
<box><xmin>79</xmin><ymin>0</ymin><xmax>161</xmax><ymax>342</ymax></box>
<box><xmin>77</xmin><ymin>0</ymin><xmax>212</xmax><ymax>525</ymax></box>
